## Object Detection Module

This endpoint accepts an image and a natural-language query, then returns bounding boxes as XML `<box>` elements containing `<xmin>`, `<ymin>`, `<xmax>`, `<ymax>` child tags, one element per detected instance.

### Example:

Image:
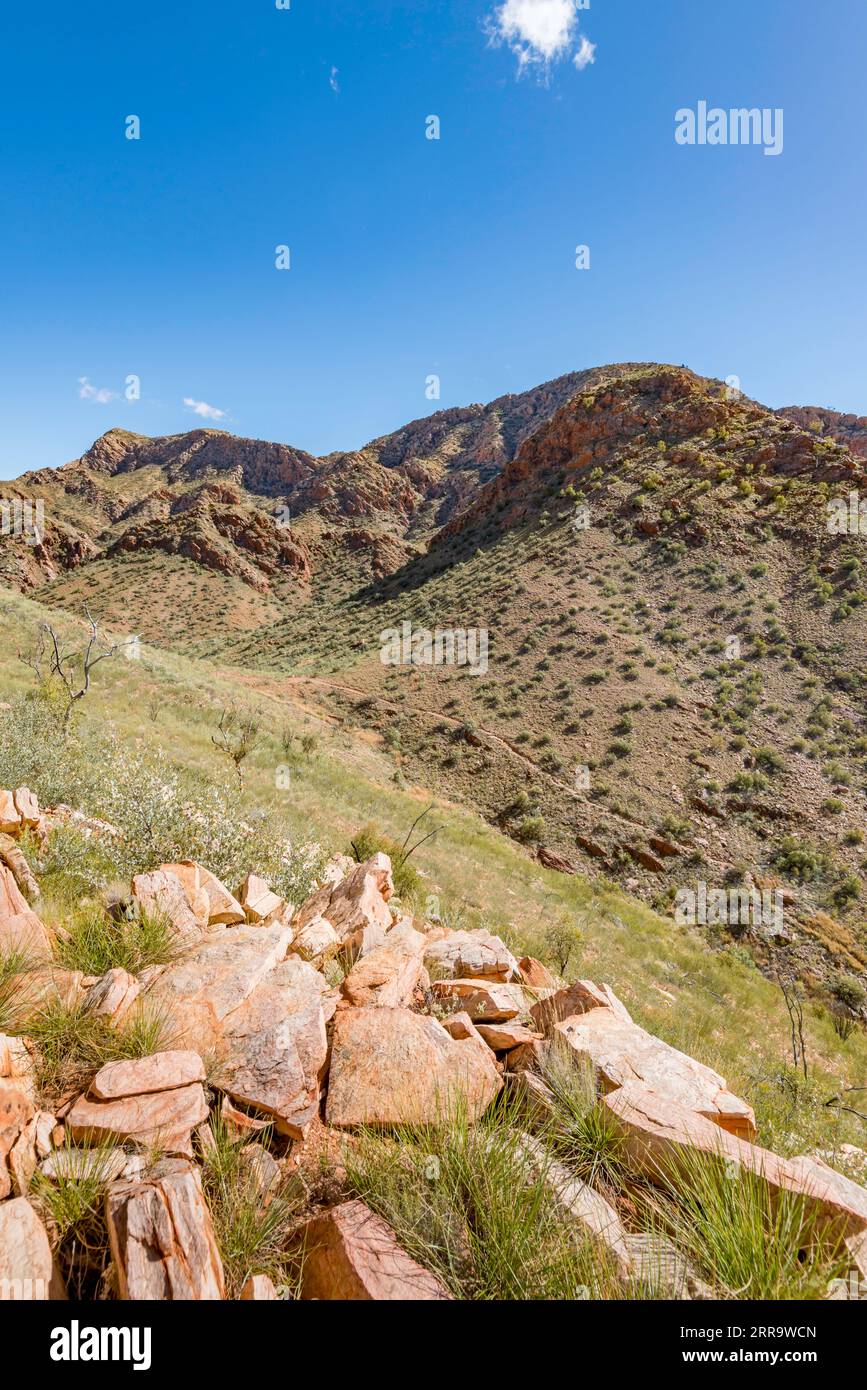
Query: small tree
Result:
<box><xmin>212</xmin><ymin>706</ymin><xmax>262</xmax><ymax>786</ymax></box>
<box><xmin>19</xmin><ymin>605</ymin><xmax>130</xmax><ymax>732</ymax></box>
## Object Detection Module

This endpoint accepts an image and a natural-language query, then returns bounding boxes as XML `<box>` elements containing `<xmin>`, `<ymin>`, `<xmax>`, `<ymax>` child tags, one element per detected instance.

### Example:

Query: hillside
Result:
<box><xmin>2</xmin><ymin>363</ymin><xmax>867</xmax><ymax>1011</ymax></box>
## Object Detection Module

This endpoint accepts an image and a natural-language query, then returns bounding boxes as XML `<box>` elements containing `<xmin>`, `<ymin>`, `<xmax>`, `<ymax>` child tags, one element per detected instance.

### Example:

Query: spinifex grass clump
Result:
<box><xmin>0</xmin><ymin>945</ymin><xmax>37</xmax><ymax>1033</ymax></box>
<box><xmin>343</xmin><ymin>1100</ymin><xmax>628</xmax><ymax>1300</ymax></box>
<box><xmin>54</xmin><ymin>901</ymin><xmax>178</xmax><ymax>977</ymax></box>
<box><xmin>26</xmin><ymin>998</ymin><xmax>173</xmax><ymax>1106</ymax></box>
<box><xmin>635</xmin><ymin>1147</ymin><xmax>849</xmax><ymax>1300</ymax></box>
<box><xmin>538</xmin><ymin>1038</ymin><xmax>628</xmax><ymax>1190</ymax></box>
<box><xmin>30</xmin><ymin>1147</ymin><xmax>119</xmax><ymax>1299</ymax></box>
<box><xmin>199</xmin><ymin>1114</ymin><xmax>305</xmax><ymax>1298</ymax></box>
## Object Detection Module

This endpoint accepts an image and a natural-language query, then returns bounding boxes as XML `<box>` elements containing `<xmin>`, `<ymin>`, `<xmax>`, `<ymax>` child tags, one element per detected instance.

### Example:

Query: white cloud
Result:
<box><xmin>486</xmin><ymin>0</ymin><xmax>595</xmax><ymax>76</ymax></box>
<box><xmin>78</xmin><ymin>376</ymin><xmax>117</xmax><ymax>404</ymax></box>
<box><xmin>573</xmin><ymin>34</ymin><xmax>596</xmax><ymax>70</ymax></box>
<box><xmin>183</xmin><ymin>397</ymin><xmax>226</xmax><ymax>422</ymax></box>
<box><xmin>330</xmin><ymin>66</ymin><xmax>340</xmax><ymax>94</ymax></box>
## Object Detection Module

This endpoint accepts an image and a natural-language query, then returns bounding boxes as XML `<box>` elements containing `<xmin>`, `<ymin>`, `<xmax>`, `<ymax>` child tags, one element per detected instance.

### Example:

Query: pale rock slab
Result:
<box><xmin>294</xmin><ymin>854</ymin><xmax>393</xmax><ymax>941</ymax></box>
<box><xmin>423</xmin><ymin>929</ymin><xmax>520</xmax><ymax>983</ymax></box>
<box><xmin>290</xmin><ymin>915</ymin><xmax>338</xmax><ymax>962</ymax></box>
<box><xmin>237</xmin><ymin>873</ymin><xmax>284</xmax><ymax>924</ymax></box>
<box><xmin>340</xmin><ymin>923</ymin><xmax>426</xmax><ymax>1009</ymax></box>
<box><xmin>132</xmin><ymin>869</ymin><xmax>204</xmax><ymax>942</ymax></box>
<box><xmin>106</xmin><ymin>1158</ymin><xmax>225</xmax><ymax>1300</ymax></box>
<box><xmin>161</xmin><ymin>861</ymin><xmax>245</xmax><ymax>926</ymax></box>
<box><xmin>530</xmin><ymin>978</ymin><xmax>633</xmax><ymax>1033</ymax></box>
<box><xmin>429</xmin><ymin>979</ymin><xmax>528</xmax><ymax>1023</ymax></box>
<box><xmin>82</xmin><ymin>968</ymin><xmax>141</xmax><ymax>1025</ymax></box>
<box><xmin>241</xmin><ymin>1274</ymin><xmax>278</xmax><ymax>1300</ymax></box>
<box><xmin>91</xmin><ymin>1051</ymin><xmax>206</xmax><ymax>1100</ymax></box>
<box><xmin>65</xmin><ymin>1082</ymin><xmax>209</xmax><ymax>1158</ymax></box>
<box><xmin>145</xmin><ymin>924</ymin><xmax>332</xmax><ymax>1138</ymax></box>
<box><xmin>0</xmin><ymin>1198</ymin><xmax>66</xmax><ymax>1300</ymax></box>
<box><xmin>326</xmin><ymin>1006</ymin><xmax>502</xmax><ymax>1128</ymax></box>
<box><xmin>604</xmin><ymin>1081</ymin><xmax>867</xmax><ymax>1248</ymax></box>
<box><xmin>555</xmin><ymin>1009</ymin><xmax>756</xmax><ymax>1140</ymax></box>
<box><xmin>300</xmin><ymin>1199</ymin><xmax>452</xmax><ymax>1300</ymax></box>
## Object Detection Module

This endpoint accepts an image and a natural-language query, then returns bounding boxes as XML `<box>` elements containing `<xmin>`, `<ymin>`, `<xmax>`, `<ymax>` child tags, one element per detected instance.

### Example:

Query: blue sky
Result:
<box><xmin>1</xmin><ymin>0</ymin><xmax>866</xmax><ymax>478</ymax></box>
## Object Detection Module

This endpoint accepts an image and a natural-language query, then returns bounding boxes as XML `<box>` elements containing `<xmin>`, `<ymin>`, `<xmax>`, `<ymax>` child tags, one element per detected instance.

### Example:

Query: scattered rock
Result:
<box><xmin>423</xmin><ymin>929</ymin><xmax>519</xmax><ymax>983</ymax></box>
<box><xmin>290</xmin><ymin>915</ymin><xmax>338</xmax><ymax>962</ymax></box>
<box><xmin>530</xmin><ymin>979</ymin><xmax>632</xmax><ymax>1033</ymax></box>
<box><xmin>299</xmin><ymin>1199</ymin><xmax>452</xmax><ymax>1300</ymax></box>
<box><xmin>240</xmin><ymin>1274</ymin><xmax>278</xmax><ymax>1300</ymax></box>
<box><xmin>237</xmin><ymin>873</ymin><xmax>284</xmax><ymax>924</ymax></box>
<box><xmin>0</xmin><ymin>1198</ymin><xmax>66</xmax><ymax>1300</ymax></box>
<box><xmin>294</xmin><ymin>854</ymin><xmax>393</xmax><ymax>941</ymax></box>
<box><xmin>475</xmin><ymin>1021</ymin><xmax>543</xmax><ymax>1052</ymax></box>
<box><xmin>340</xmin><ymin>924</ymin><xmax>426</xmax><ymax>1009</ymax></box>
<box><xmin>106</xmin><ymin>1158</ymin><xmax>225</xmax><ymax>1300</ymax></box>
<box><xmin>162</xmin><ymin>862</ymin><xmax>245</xmax><ymax>926</ymax></box>
<box><xmin>1</xmin><ymin>1083</ymin><xmax>35</xmax><ymax>1199</ymax></box>
<box><xmin>538</xmin><ymin>847</ymin><xmax>577</xmax><ymax>875</ymax></box>
<box><xmin>326</xmin><ymin>1007</ymin><xmax>502</xmax><ymax>1128</ymax></box>
<box><xmin>429</xmin><ymin>979</ymin><xmax>528</xmax><ymax>1023</ymax></box>
<box><xmin>82</xmin><ymin>968</ymin><xmax>141</xmax><ymax>1025</ymax></box>
<box><xmin>90</xmin><ymin>1051</ymin><xmax>206</xmax><ymax>1100</ymax></box>
<box><xmin>517</xmin><ymin>956</ymin><xmax>558</xmax><ymax>989</ymax></box>
<box><xmin>131</xmin><ymin>869</ymin><xmax>204</xmax><ymax>942</ymax></box>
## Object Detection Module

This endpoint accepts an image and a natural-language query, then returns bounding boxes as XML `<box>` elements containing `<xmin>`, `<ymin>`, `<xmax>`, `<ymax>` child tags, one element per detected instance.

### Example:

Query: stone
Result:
<box><xmin>0</xmin><ymin>790</ymin><xmax>21</xmax><ymax>834</ymax></box>
<box><xmin>240</xmin><ymin>1143</ymin><xmax>281</xmax><ymax>1198</ymax></box>
<box><xmin>132</xmin><ymin>869</ymin><xmax>203</xmax><ymax>941</ymax></box>
<box><xmin>106</xmin><ymin>1159</ymin><xmax>225</xmax><ymax>1300</ymax></box>
<box><xmin>625</xmin><ymin>846</ymin><xmax>667</xmax><ymax>874</ymax></box>
<box><xmin>219</xmin><ymin>1093</ymin><xmax>271</xmax><ymax>1138</ymax></box>
<box><xmin>300</xmin><ymin>1199</ymin><xmax>452</xmax><ymax>1300</ymax></box>
<box><xmin>90</xmin><ymin>1051</ymin><xmax>206</xmax><ymax>1100</ymax></box>
<box><xmin>338</xmin><ymin>920</ymin><xmax>388</xmax><ymax>966</ymax></box>
<box><xmin>429</xmin><ymin>979</ymin><xmax>528</xmax><ymax>1023</ymax></box>
<box><xmin>145</xmin><ymin>924</ymin><xmax>332</xmax><ymax>1139</ymax></box>
<box><xmin>624</xmin><ymin>1232</ymin><xmax>715</xmax><ymax>1300</ymax></box>
<box><xmin>515</xmin><ymin>1133</ymin><xmax>633</xmax><ymax>1278</ymax></box>
<box><xmin>423</xmin><ymin>929</ymin><xmax>519</xmax><ymax>983</ymax></box>
<box><xmin>82</xmin><ymin>968</ymin><xmax>141</xmax><ymax>1025</ymax></box>
<box><xmin>556</xmin><ymin>1010</ymin><xmax>756</xmax><ymax>1140</ymax></box>
<box><xmin>237</xmin><ymin>873</ymin><xmax>284</xmax><ymax>924</ymax></box>
<box><xmin>65</xmin><ymin>1082</ymin><xmax>209</xmax><ymax>1158</ymax></box>
<box><xmin>530</xmin><ymin>978</ymin><xmax>633</xmax><ymax>1033</ymax></box>
<box><xmin>241</xmin><ymin>1274</ymin><xmax>278</xmax><ymax>1300</ymax></box>
<box><xmin>0</xmin><ymin>866</ymin><xmax>52</xmax><ymax>956</ymax></box>
<box><xmin>0</xmin><ymin>1198</ymin><xmax>66</xmax><ymax>1300</ymax></box>
<box><xmin>475</xmin><ymin>1021</ymin><xmax>543</xmax><ymax>1052</ymax></box>
<box><xmin>538</xmin><ymin>847</ymin><xmax>578</xmax><ymax>875</ymax></box>
<box><xmin>503</xmin><ymin>1070</ymin><xmax>558</xmax><ymax>1129</ymax></box>
<box><xmin>161</xmin><ymin>861</ymin><xmax>245</xmax><ymax>926</ymax></box>
<box><xmin>517</xmin><ymin>956</ymin><xmax>558</xmax><ymax>989</ymax></box>
<box><xmin>326</xmin><ymin>1007</ymin><xmax>502</xmax><ymax>1129</ymax></box>
<box><xmin>294</xmin><ymin>854</ymin><xmax>393</xmax><ymax>941</ymax></box>
<box><xmin>340</xmin><ymin>925</ymin><xmax>426</xmax><ymax>1009</ymax></box>
<box><xmin>0</xmin><ymin>1033</ymin><xmax>37</xmax><ymax>1102</ymax></box>
<box><xmin>291</xmin><ymin>915</ymin><xmax>338</xmax><ymax>962</ymax></box>
<box><xmin>1</xmin><ymin>1083</ymin><xmax>34</xmax><ymax>1199</ymax></box>
<box><xmin>13</xmin><ymin>788</ymin><xmax>40</xmax><ymax>831</ymax></box>
<box><xmin>603</xmin><ymin>1082</ymin><xmax>867</xmax><ymax>1247</ymax></box>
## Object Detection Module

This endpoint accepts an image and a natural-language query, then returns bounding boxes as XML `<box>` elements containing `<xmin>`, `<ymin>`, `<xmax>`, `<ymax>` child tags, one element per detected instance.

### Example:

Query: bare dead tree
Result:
<box><xmin>212</xmin><ymin>706</ymin><xmax>262</xmax><ymax>786</ymax></box>
<box><xmin>776</xmin><ymin>963</ymin><xmax>809</xmax><ymax>1080</ymax></box>
<box><xmin>19</xmin><ymin>605</ymin><xmax>131</xmax><ymax>732</ymax></box>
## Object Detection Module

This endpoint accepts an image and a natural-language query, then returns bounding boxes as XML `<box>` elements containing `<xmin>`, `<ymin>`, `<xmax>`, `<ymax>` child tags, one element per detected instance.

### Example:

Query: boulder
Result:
<box><xmin>106</xmin><ymin>1159</ymin><xmax>225</xmax><ymax>1300</ymax></box>
<box><xmin>326</xmin><ymin>1007</ymin><xmax>502</xmax><ymax>1129</ymax></box>
<box><xmin>0</xmin><ymin>790</ymin><xmax>21</xmax><ymax>835</ymax></box>
<box><xmin>65</xmin><ymin>1082</ymin><xmax>209</xmax><ymax>1158</ymax></box>
<box><xmin>13</xmin><ymin>787</ymin><xmax>40</xmax><ymax>831</ymax></box>
<box><xmin>556</xmin><ymin>1010</ymin><xmax>756</xmax><ymax>1140</ymax></box>
<box><xmin>241</xmin><ymin>1274</ymin><xmax>278</xmax><ymax>1300</ymax></box>
<box><xmin>604</xmin><ymin>1082</ymin><xmax>867</xmax><ymax>1250</ymax></box>
<box><xmin>41</xmin><ymin>1148</ymin><xmax>147</xmax><ymax>1184</ymax></box>
<box><xmin>429</xmin><ymin>979</ymin><xmax>528</xmax><ymax>1023</ymax></box>
<box><xmin>161</xmin><ymin>861</ymin><xmax>245</xmax><ymax>926</ymax></box>
<box><xmin>0</xmin><ymin>1198</ymin><xmax>66</xmax><ymax>1300</ymax></box>
<box><xmin>0</xmin><ymin>1034</ymin><xmax>37</xmax><ymax>1103</ymax></box>
<box><xmin>530</xmin><ymin>979</ymin><xmax>632</xmax><ymax>1033</ymax></box>
<box><xmin>294</xmin><ymin>854</ymin><xmax>393</xmax><ymax>941</ymax></box>
<box><xmin>340</xmin><ymin>924</ymin><xmax>426</xmax><ymax>1009</ymax></box>
<box><xmin>299</xmin><ymin>1199</ymin><xmax>452</xmax><ymax>1300</ymax></box>
<box><xmin>90</xmin><ymin>1051</ymin><xmax>206</xmax><ymax>1100</ymax></box>
<box><xmin>290</xmin><ymin>915</ymin><xmax>338</xmax><ymax>962</ymax></box>
<box><xmin>1</xmin><ymin>1083</ymin><xmax>35</xmax><ymax>1199</ymax></box>
<box><xmin>475</xmin><ymin>1021</ymin><xmax>543</xmax><ymax>1052</ymax></box>
<box><xmin>338</xmin><ymin>920</ymin><xmax>388</xmax><ymax>966</ymax></box>
<box><xmin>518</xmin><ymin>956</ymin><xmax>558</xmax><ymax>989</ymax></box>
<box><xmin>237</xmin><ymin>873</ymin><xmax>284</xmax><ymax>924</ymax></box>
<box><xmin>423</xmin><ymin>929</ymin><xmax>519</xmax><ymax>983</ymax></box>
<box><xmin>144</xmin><ymin>923</ymin><xmax>333</xmax><ymax>1139</ymax></box>
<box><xmin>132</xmin><ymin>869</ymin><xmax>204</xmax><ymax>941</ymax></box>
<box><xmin>0</xmin><ymin>866</ymin><xmax>52</xmax><ymax>956</ymax></box>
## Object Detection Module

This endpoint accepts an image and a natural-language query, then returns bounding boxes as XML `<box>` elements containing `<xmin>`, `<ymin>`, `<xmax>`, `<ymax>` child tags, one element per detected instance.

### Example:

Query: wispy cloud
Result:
<box><xmin>330</xmin><ymin>66</ymin><xmax>340</xmax><ymax>94</ymax></box>
<box><xmin>486</xmin><ymin>0</ymin><xmax>596</xmax><ymax>78</ymax></box>
<box><xmin>78</xmin><ymin>376</ymin><xmax>117</xmax><ymax>404</ymax></box>
<box><xmin>573</xmin><ymin>33</ymin><xmax>596</xmax><ymax>70</ymax></box>
<box><xmin>183</xmin><ymin>396</ymin><xmax>227</xmax><ymax>422</ymax></box>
